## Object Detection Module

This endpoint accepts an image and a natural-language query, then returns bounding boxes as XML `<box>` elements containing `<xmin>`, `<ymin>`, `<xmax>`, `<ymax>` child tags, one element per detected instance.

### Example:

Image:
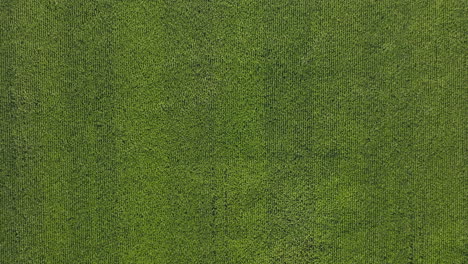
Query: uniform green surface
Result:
<box><xmin>1</xmin><ymin>1</ymin><xmax>466</xmax><ymax>263</ymax></box>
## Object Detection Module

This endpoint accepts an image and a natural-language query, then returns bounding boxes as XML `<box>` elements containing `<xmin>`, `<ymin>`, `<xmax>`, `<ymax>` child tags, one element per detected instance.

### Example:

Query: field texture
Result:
<box><xmin>1</xmin><ymin>1</ymin><xmax>466</xmax><ymax>263</ymax></box>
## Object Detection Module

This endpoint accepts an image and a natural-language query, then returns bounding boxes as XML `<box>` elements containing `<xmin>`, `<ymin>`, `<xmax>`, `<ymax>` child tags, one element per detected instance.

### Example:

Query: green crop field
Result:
<box><xmin>1</xmin><ymin>0</ymin><xmax>466</xmax><ymax>263</ymax></box>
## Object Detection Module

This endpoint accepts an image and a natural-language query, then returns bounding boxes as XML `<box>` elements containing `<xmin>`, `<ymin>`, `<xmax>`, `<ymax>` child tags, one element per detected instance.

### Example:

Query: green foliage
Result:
<box><xmin>1</xmin><ymin>0</ymin><xmax>466</xmax><ymax>263</ymax></box>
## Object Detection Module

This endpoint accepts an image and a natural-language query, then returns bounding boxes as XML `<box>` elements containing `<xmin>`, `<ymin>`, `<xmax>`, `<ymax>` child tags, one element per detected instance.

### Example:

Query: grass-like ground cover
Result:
<box><xmin>1</xmin><ymin>1</ymin><xmax>466</xmax><ymax>263</ymax></box>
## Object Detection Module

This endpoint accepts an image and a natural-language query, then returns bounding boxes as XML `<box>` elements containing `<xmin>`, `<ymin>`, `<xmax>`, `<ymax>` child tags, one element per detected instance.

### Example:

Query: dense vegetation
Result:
<box><xmin>1</xmin><ymin>1</ymin><xmax>465</xmax><ymax>263</ymax></box>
